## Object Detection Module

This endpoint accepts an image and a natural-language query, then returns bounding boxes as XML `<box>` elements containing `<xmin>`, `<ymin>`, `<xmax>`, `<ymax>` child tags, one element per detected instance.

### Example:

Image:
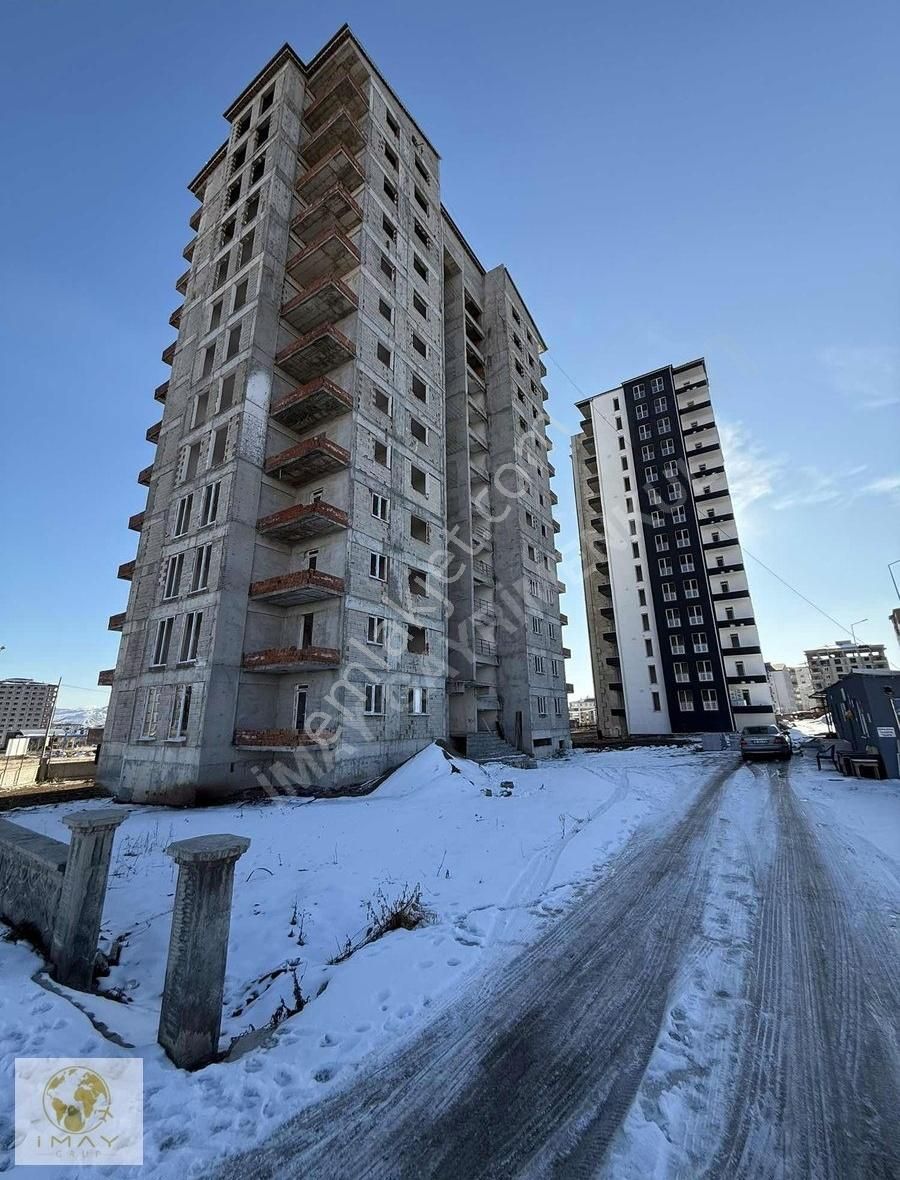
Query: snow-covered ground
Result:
<box><xmin>0</xmin><ymin>743</ymin><xmax>710</xmax><ymax>1176</ymax></box>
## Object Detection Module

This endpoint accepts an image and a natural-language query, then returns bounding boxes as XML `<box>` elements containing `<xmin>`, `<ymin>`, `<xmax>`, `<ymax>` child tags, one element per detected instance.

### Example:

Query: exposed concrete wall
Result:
<box><xmin>0</xmin><ymin>818</ymin><xmax>67</xmax><ymax>948</ymax></box>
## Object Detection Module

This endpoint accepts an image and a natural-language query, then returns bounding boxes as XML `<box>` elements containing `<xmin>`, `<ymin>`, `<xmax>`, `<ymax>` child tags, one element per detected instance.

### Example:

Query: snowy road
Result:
<box><xmin>216</xmin><ymin>756</ymin><xmax>900</xmax><ymax>1179</ymax></box>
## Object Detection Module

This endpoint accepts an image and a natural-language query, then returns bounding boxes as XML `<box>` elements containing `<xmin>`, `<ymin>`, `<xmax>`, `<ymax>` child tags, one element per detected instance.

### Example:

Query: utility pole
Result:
<box><xmin>849</xmin><ymin>619</ymin><xmax>868</xmax><ymax>645</ymax></box>
<box><xmin>38</xmin><ymin>677</ymin><xmax>62</xmax><ymax>783</ymax></box>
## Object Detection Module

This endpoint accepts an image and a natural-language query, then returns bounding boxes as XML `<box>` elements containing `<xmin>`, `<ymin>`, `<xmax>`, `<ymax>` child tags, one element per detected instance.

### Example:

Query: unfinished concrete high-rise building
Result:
<box><xmin>99</xmin><ymin>26</ymin><xmax>570</xmax><ymax>803</ymax></box>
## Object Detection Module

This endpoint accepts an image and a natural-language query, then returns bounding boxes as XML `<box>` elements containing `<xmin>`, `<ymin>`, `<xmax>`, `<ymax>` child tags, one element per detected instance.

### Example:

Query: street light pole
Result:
<box><xmin>849</xmin><ymin>619</ymin><xmax>868</xmax><ymax>645</ymax></box>
<box><xmin>889</xmin><ymin>559</ymin><xmax>900</xmax><ymax>601</ymax></box>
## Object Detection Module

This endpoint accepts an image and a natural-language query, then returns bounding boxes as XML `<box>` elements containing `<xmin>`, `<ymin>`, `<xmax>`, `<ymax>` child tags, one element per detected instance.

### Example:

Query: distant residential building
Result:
<box><xmin>805</xmin><ymin>641</ymin><xmax>889</xmax><ymax>696</ymax></box>
<box><xmin>569</xmin><ymin>697</ymin><xmax>597</xmax><ymax>728</ymax></box>
<box><xmin>766</xmin><ymin>662</ymin><xmax>817</xmax><ymax>715</ymax></box>
<box><xmin>0</xmin><ymin>679</ymin><xmax>58</xmax><ymax>748</ymax></box>
<box><xmin>572</xmin><ymin>357</ymin><xmax>774</xmax><ymax>736</ymax></box>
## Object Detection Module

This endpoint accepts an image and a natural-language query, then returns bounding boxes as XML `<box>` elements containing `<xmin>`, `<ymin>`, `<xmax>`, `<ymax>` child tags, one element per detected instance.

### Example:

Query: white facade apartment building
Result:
<box><xmin>572</xmin><ymin>358</ymin><xmax>775</xmax><ymax>736</ymax></box>
<box><xmin>99</xmin><ymin>27</ymin><xmax>569</xmax><ymax>804</ymax></box>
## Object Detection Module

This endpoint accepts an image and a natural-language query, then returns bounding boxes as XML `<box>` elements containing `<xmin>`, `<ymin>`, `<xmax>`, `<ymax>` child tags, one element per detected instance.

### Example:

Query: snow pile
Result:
<box><xmin>789</xmin><ymin>715</ymin><xmax>833</xmax><ymax>742</ymax></box>
<box><xmin>0</xmin><ymin>743</ymin><xmax>709</xmax><ymax>1176</ymax></box>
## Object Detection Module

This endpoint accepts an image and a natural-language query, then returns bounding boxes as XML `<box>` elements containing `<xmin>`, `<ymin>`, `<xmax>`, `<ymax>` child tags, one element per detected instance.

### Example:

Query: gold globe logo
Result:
<box><xmin>42</xmin><ymin>1066</ymin><xmax>112</xmax><ymax>1135</ymax></box>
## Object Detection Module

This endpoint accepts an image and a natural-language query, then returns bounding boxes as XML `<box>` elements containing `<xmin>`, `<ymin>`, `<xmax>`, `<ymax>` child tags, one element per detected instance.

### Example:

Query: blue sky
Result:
<box><xmin>1</xmin><ymin>0</ymin><xmax>897</xmax><ymax>708</ymax></box>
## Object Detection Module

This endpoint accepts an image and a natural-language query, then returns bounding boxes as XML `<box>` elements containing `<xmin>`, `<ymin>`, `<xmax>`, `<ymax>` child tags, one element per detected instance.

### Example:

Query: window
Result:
<box><xmin>174</xmin><ymin>494</ymin><xmax>193</xmax><ymax>537</ymax></box>
<box><xmin>366</xmin><ymin>615</ymin><xmax>385</xmax><ymax>645</ymax></box>
<box><xmin>635</xmin><ymin>403</ymin><xmax>649</xmax><ymax>420</ymax></box>
<box><xmin>651</xmin><ymin>376</ymin><xmax>665</xmax><ymax>393</ymax></box>
<box><xmin>651</xmin><ymin>511</ymin><xmax>664</xmax><ymax>528</ymax></box>
<box><xmin>674</xmin><ymin>662</ymin><xmax>690</xmax><ymax>683</ymax></box>
<box><xmin>551</xmin><ymin>658</ymin><xmax>560</xmax><ymax>676</ymax></box>
<box><xmin>151</xmin><ymin>617</ymin><xmax>175</xmax><ymax>667</ymax></box>
<box><xmin>407</xmin><ymin>626</ymin><xmax>428</xmax><ymax>654</ymax></box>
<box><xmin>412</xmin><ymin>332</ymin><xmax>427</xmax><ymax>358</ymax></box>
<box><xmin>225</xmin><ymin>324</ymin><xmax>241</xmax><ymax>361</ymax></box>
<box><xmin>168</xmin><ymin>685</ymin><xmax>192</xmax><ymax>740</ymax></box>
<box><xmin>665</xmin><ymin>608</ymin><xmax>681</xmax><ymax>628</ymax></box>
<box><xmin>631</xmin><ymin>542</ymin><xmax>640</xmax><ymax>559</ymax></box>
<box><xmin>658</xmin><ymin>416</ymin><xmax>671</xmax><ymax>434</ymax></box>
<box><xmin>163</xmin><ymin>553</ymin><xmax>184</xmax><ymax>600</ymax></box>
<box><xmin>531</xmin><ymin>616</ymin><xmax>543</xmax><ymax>635</ymax></box>
<box><xmin>305</xmin><ymin>549</ymin><xmax>318</xmax><ymax>571</ymax></box>
<box><xmin>658</xmin><ymin>557</ymin><xmax>673</xmax><ymax>576</ymax></box>
<box><xmin>408</xmin><ymin>567</ymin><xmax>427</xmax><ymax>597</ymax></box>
<box><xmin>697</xmin><ymin>660</ymin><xmax>714</xmax><ymax>681</ymax></box>
<box><xmin>655</xmin><ymin>534</ymin><xmax>669</xmax><ymax>553</ymax></box>
<box><xmin>211</xmin><ymin>425</ymin><xmax>228</xmax><ymax>466</ymax></box>
<box><xmin>373</xmin><ymin>387</ymin><xmax>392</xmax><ymax>416</ymax></box>
<box><xmin>411</xmin><ymin>374</ymin><xmax>427</xmax><ymax>403</ymax></box>
<box><xmin>679</xmin><ymin>553</ymin><xmax>694</xmax><ymax>573</ymax></box>
<box><xmin>536</xmin><ymin>696</ymin><xmax>548</xmax><ymax>716</ymax></box>
<box><xmin>554</xmin><ymin>698</ymin><xmax>563</xmax><ymax>717</ymax></box>
<box><xmin>662</xmin><ymin>582</ymin><xmax>677</xmax><ymax>602</ymax></box>
<box><xmin>645</xmin><ymin>466</ymin><xmax>658</xmax><ymax>483</ymax></box>
<box><xmin>378</xmin><ymin>297</ymin><xmax>392</xmax><ymax>323</ymax></box>
<box><xmin>214</xmin><ymin>253</ymin><xmax>230</xmax><ymax>289</ymax></box>
<box><xmin>675</xmin><ymin>528</ymin><xmax>691</xmax><ymax>548</ymax></box>
<box><xmin>179</xmin><ymin>611</ymin><xmax>202</xmax><ymax>663</ymax></box>
<box><xmin>678</xmin><ymin>689</ymin><xmax>694</xmax><ymax>712</ymax></box>
<box><xmin>243</xmin><ymin>192</ymin><xmax>260</xmax><ymax>224</ymax></box>
<box><xmin>663</xmin><ymin>460</ymin><xmax>678</xmax><ymax>479</ymax></box>
<box><xmin>382</xmin><ymin>212</ymin><xmax>397</xmax><ymax>242</ymax></box>
<box><xmin>209</xmin><ymin>300</ymin><xmax>223</xmax><ymax>331</ymax></box>
<box><xmin>671</xmin><ymin>634</ymin><xmax>685</xmax><ymax>654</ymax></box>
<box><xmin>668</xmin><ymin>483</ymin><xmax>681</xmax><ymax>503</ymax></box>
<box><xmin>231</xmin><ymin>278</ymin><xmax>249</xmax><ymax>312</ymax></box>
<box><xmin>414</xmin><ymin>219</ymin><xmax>431</xmax><ymax>250</ymax></box>
<box><xmin>409</xmin><ymin>686</ymin><xmax>428</xmax><ymax>714</ymax></box>
<box><xmin>238</xmin><ymin>228</ymin><xmax>255</xmax><ymax>266</ymax></box>
<box><xmin>641</xmin><ymin>444</ymin><xmax>655</xmax><ymax>461</ymax></box>
<box><xmin>386</xmin><ymin>109</ymin><xmax>400</xmax><ymax>136</ymax></box>
<box><xmin>735</xmin><ymin>661</ymin><xmax>745</xmax><ymax>677</ymax></box>
<box><xmin>380</xmin><ymin>253</ymin><xmax>395</xmax><ymax>282</ymax></box>
<box><xmin>534</xmin><ymin>655</ymin><xmax>546</xmax><ymax>674</ymax></box>
<box><xmin>371</xmin><ymin>492</ymin><xmax>390</xmax><ymax>521</ymax></box>
<box><xmin>693</xmin><ymin>631</ymin><xmax>709</xmax><ymax>652</ymax></box>
<box><xmin>652</xmin><ymin>691</ymin><xmax>661</xmax><ymax>712</ymax></box>
<box><xmin>638</xmin><ymin>424</ymin><xmax>651</xmax><ymax>440</ymax></box>
<box><xmin>376</xmin><ymin>341</ymin><xmax>392</xmax><ymax>367</ymax></box>
<box><xmin>409</xmin><ymin>514</ymin><xmax>428</xmax><ymax>543</ymax></box>
<box><xmin>645</xmin><ymin>638</ymin><xmax>654</xmax><ymax>657</ymax></box>
<box><xmin>235</xmin><ymin>111</ymin><xmax>251</xmax><ymax>140</ymax></box>
<box><xmin>219</xmin><ymin>373</ymin><xmax>236</xmax><ymax>412</ymax></box>
<box><xmin>654</xmin><ymin>396</ymin><xmax>668</xmax><ymax>413</ymax></box>
<box><xmin>374</xmin><ymin>440</ymin><xmax>390</xmax><ymax>466</ymax></box>
<box><xmin>413</xmin><ymin>290</ymin><xmax>428</xmax><ymax>319</ymax></box>
<box><xmin>191</xmin><ymin>544</ymin><xmax>212</xmax><ymax>592</ymax></box>
<box><xmin>260</xmin><ymin>88</ymin><xmax>274</xmax><ymax>112</ymax></box>
<box><xmin>647</xmin><ymin>487</ymin><xmax>661</xmax><ymax>505</ymax></box>
<box><xmin>410</xmin><ymin>464</ymin><xmax>427</xmax><ymax>495</ymax></box>
<box><xmin>383</xmin><ymin>142</ymin><xmax>398</xmax><ymax>170</ymax></box>
<box><xmin>364</xmin><ymin>684</ymin><xmax>385</xmax><ymax>715</ymax></box>
<box><xmin>720</xmin><ymin>580</ymin><xmax>730</xmax><ymax>594</ymax></box>
<box><xmin>641</xmin><ymin>612</ymin><xmax>650</xmax><ymax>630</ymax></box>
<box><xmin>413</xmin><ymin>254</ymin><xmax>429</xmax><ymax>283</ymax></box>
<box><xmin>199</xmin><ymin>480</ymin><xmax>221</xmax><ymax>526</ymax></box>
<box><xmin>140</xmin><ymin>687</ymin><xmax>161</xmax><ymax>739</ymax></box>
<box><xmin>672</xmin><ymin>505</ymin><xmax>687</xmax><ymax>524</ymax></box>
<box><xmin>632</xmin><ymin>382</ymin><xmax>646</xmax><ymax>399</ymax></box>
<box><xmin>201</xmin><ymin>346</ymin><xmax>215</xmax><ymax>379</ymax></box>
<box><xmin>369</xmin><ymin>552</ymin><xmax>388</xmax><ymax>581</ymax></box>
<box><xmin>684</xmin><ymin>578</ymin><xmax>699</xmax><ymax>599</ymax></box>
<box><xmin>661</xmin><ymin>439</ymin><xmax>675</xmax><ymax>456</ymax></box>
<box><xmin>414</xmin><ymin>185</ymin><xmax>430</xmax><ymax>216</ymax></box>
<box><xmin>414</xmin><ymin>156</ymin><xmax>430</xmax><ymax>184</ymax></box>
<box><xmin>383</xmin><ymin>177</ymin><xmax>397</xmax><ymax>204</ymax></box>
<box><xmin>688</xmin><ymin>605</ymin><xmax>704</xmax><ymax>625</ymax></box>
<box><xmin>226</xmin><ymin>179</ymin><xmax>241</xmax><ymax>208</ymax></box>
<box><xmin>701</xmin><ymin>688</ymin><xmax>719</xmax><ymax>712</ymax></box>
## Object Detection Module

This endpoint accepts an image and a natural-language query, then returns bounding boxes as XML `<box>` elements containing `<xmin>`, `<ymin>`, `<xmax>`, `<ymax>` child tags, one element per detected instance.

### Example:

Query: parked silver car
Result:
<box><xmin>740</xmin><ymin>723</ymin><xmax>792</xmax><ymax>760</ymax></box>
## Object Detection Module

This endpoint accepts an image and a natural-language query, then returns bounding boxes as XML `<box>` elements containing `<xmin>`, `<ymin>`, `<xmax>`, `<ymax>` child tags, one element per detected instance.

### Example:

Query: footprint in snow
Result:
<box><xmin>447</xmin><ymin>957</ymin><xmax>461</xmax><ymax>967</ymax></box>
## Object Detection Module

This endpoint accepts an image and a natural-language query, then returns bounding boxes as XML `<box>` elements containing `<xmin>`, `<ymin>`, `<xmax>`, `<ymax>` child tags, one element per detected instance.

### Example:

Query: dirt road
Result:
<box><xmin>216</xmin><ymin>758</ymin><xmax>900</xmax><ymax>1179</ymax></box>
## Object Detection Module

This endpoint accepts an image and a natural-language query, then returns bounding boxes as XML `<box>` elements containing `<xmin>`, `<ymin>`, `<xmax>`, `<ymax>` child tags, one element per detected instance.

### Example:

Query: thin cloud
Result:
<box><xmin>819</xmin><ymin>345</ymin><xmax>900</xmax><ymax>410</ymax></box>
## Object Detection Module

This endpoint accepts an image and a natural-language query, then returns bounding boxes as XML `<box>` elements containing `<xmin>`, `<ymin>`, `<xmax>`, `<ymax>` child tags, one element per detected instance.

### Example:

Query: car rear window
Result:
<box><xmin>743</xmin><ymin>725</ymin><xmax>778</xmax><ymax>735</ymax></box>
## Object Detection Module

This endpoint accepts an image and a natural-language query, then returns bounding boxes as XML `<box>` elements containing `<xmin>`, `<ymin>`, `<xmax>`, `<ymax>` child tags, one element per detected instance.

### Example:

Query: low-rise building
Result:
<box><xmin>568</xmin><ymin>697</ymin><xmax>597</xmax><ymax>728</ymax></box>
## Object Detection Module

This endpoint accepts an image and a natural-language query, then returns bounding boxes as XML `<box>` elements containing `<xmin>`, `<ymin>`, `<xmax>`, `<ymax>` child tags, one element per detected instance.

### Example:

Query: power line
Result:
<box><xmin>546</xmin><ymin>352</ymin><xmax>855</xmax><ymax>640</ymax></box>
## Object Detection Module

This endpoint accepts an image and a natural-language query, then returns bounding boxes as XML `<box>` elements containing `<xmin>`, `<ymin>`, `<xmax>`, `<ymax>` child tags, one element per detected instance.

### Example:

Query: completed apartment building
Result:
<box><xmin>0</xmin><ymin>679</ymin><xmax>58</xmax><ymax>748</ymax></box>
<box><xmin>572</xmin><ymin>359</ymin><xmax>774</xmax><ymax>735</ymax></box>
<box><xmin>99</xmin><ymin>26</ymin><xmax>569</xmax><ymax>803</ymax></box>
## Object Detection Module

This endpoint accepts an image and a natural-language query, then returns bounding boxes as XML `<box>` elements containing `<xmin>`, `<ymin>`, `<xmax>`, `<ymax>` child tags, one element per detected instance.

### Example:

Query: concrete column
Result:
<box><xmin>158</xmin><ymin>834</ymin><xmax>250</xmax><ymax>1070</ymax></box>
<box><xmin>50</xmin><ymin>808</ymin><xmax>127</xmax><ymax>990</ymax></box>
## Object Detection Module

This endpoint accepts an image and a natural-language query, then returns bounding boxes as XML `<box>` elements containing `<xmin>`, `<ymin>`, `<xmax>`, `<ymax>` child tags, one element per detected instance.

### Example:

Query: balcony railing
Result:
<box><xmin>474</xmin><ymin>639</ymin><xmax>498</xmax><ymax>661</ymax></box>
<box><xmin>281</xmin><ymin>275</ymin><xmax>358</xmax><ymax>336</ymax></box>
<box><xmin>291</xmin><ymin>184</ymin><xmax>363</xmax><ymax>246</ymax></box>
<box><xmin>296</xmin><ymin>145</ymin><xmax>365</xmax><ymax>204</ymax></box>
<box><xmin>256</xmin><ymin>500</ymin><xmax>349</xmax><ymax>543</ymax></box>
<box><xmin>269</xmin><ymin>376</ymin><xmax>353</xmax><ymax>432</ymax></box>
<box><xmin>285</xmin><ymin>228</ymin><xmax>360</xmax><ymax>288</ymax></box>
<box><xmin>249</xmin><ymin>569</ymin><xmax>346</xmax><ymax>606</ymax></box>
<box><xmin>265</xmin><ymin>435</ymin><xmax>351</xmax><ymax>485</ymax></box>
<box><xmin>242</xmin><ymin>646</ymin><xmax>341</xmax><ymax>673</ymax></box>
<box><xmin>473</xmin><ymin>558</ymin><xmax>493</xmax><ymax>582</ymax></box>
<box><xmin>276</xmin><ymin>324</ymin><xmax>356</xmax><ymax>384</ymax></box>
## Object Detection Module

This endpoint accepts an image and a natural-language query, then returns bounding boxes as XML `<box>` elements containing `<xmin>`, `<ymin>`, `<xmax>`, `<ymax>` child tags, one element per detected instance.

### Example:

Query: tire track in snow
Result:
<box><xmin>707</xmin><ymin>762</ymin><xmax>900</xmax><ymax>1180</ymax></box>
<box><xmin>214</xmin><ymin>760</ymin><xmax>740</xmax><ymax>1180</ymax></box>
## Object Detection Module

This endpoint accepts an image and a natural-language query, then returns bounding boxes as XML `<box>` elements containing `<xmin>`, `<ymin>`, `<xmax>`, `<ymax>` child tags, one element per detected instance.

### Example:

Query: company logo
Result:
<box><xmin>15</xmin><ymin>1057</ymin><xmax>143</xmax><ymax>1165</ymax></box>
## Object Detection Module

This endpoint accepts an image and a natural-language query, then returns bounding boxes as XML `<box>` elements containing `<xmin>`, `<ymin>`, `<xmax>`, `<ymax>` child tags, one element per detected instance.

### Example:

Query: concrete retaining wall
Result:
<box><xmin>0</xmin><ymin>818</ymin><xmax>67</xmax><ymax>948</ymax></box>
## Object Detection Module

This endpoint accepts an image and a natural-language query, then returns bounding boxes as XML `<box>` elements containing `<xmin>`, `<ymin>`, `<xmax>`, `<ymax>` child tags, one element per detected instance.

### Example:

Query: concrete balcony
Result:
<box><xmin>281</xmin><ymin>275</ymin><xmax>358</xmax><ymax>336</ymax></box>
<box><xmin>256</xmin><ymin>500</ymin><xmax>349</xmax><ymax>543</ymax></box>
<box><xmin>128</xmin><ymin>510</ymin><xmax>145</xmax><ymax>532</ymax></box>
<box><xmin>296</xmin><ymin>145</ymin><xmax>365</xmax><ymax>204</ymax></box>
<box><xmin>566</xmin><ymin>682</ymin><xmax>575</xmax><ymax>694</ymax></box>
<box><xmin>695</xmin><ymin>488</ymin><xmax>731</xmax><ymax>505</ymax></box>
<box><xmin>559</xmin><ymin>613</ymin><xmax>569</xmax><ymax>625</ymax></box>
<box><xmin>276</xmin><ymin>325</ymin><xmax>355</xmax><ymax>384</ymax></box>
<box><xmin>137</xmin><ymin>464</ymin><xmax>153</xmax><ymax>487</ymax></box>
<box><xmin>473</xmin><ymin>558</ymin><xmax>494</xmax><ymax>584</ymax></box>
<box><xmin>242</xmin><ymin>646</ymin><xmax>341</xmax><ymax>673</ymax></box>
<box><xmin>175</xmin><ymin>269</ymin><xmax>190</xmax><ymax>295</ymax></box>
<box><xmin>168</xmin><ymin>305</ymin><xmax>183</xmax><ymax>329</ymax></box>
<box><xmin>474</xmin><ymin>599</ymin><xmax>496</xmax><ymax>622</ymax></box>
<box><xmin>470</xmin><ymin>456</ymin><xmax>490</xmax><ymax>483</ymax></box>
<box><xmin>679</xmin><ymin>398</ymin><xmax>712</xmax><ymax>415</ymax></box>
<box><xmin>265</xmin><ymin>435</ymin><xmax>351</xmax><ymax>485</ymax></box>
<box><xmin>727</xmin><ymin>674</ymin><xmax>768</xmax><ymax>684</ymax></box>
<box><xmin>291</xmin><ymin>184</ymin><xmax>362</xmax><ymax>246</ymax></box>
<box><xmin>249</xmin><ymin>569</ymin><xmax>346</xmax><ymax>606</ymax></box>
<box><xmin>704</xmin><ymin>511</ymin><xmax>734</xmax><ymax>525</ymax></box>
<box><xmin>117</xmin><ymin>559</ymin><xmax>135</xmax><ymax>581</ymax></box>
<box><xmin>146</xmin><ymin>420</ymin><xmax>162</xmax><ymax>444</ymax></box>
<box><xmin>715</xmin><ymin>615</ymin><xmax>756</xmax><ymax>627</ymax></box>
<box><xmin>474</xmin><ymin>638</ymin><xmax>499</xmax><ymax>665</ymax></box>
<box><xmin>469</xmin><ymin>420</ymin><xmax>488</xmax><ymax>451</ymax></box>
<box><xmin>304</xmin><ymin>74</ymin><xmax>368</xmax><ymax>134</ymax></box>
<box><xmin>475</xmin><ymin>693</ymin><xmax>500</xmax><ymax>711</ymax></box>
<box><xmin>286</xmin><ymin>228</ymin><xmax>360</xmax><ymax>288</ymax></box>
<box><xmin>234</xmin><ymin>726</ymin><xmax>339</xmax><ymax>750</ymax></box>
<box><xmin>682</xmin><ymin>420</ymin><xmax>716</xmax><ymax>438</ymax></box>
<box><xmin>97</xmin><ymin>669</ymin><xmax>115</xmax><ymax>687</ymax></box>
<box><xmin>723</xmin><ymin>644</ymin><xmax>761</xmax><ymax>655</ymax></box>
<box><xmin>711</xmin><ymin>588</ymin><xmax>750</xmax><ymax>601</ymax></box>
<box><xmin>108</xmin><ymin>612</ymin><xmax>125</xmax><ymax>632</ymax></box>
<box><xmin>189</xmin><ymin>205</ymin><xmax>202</xmax><ymax>232</ymax></box>
<box><xmin>562</xmin><ymin>647</ymin><xmax>572</xmax><ymax>659</ymax></box>
<box><xmin>270</xmin><ymin>376</ymin><xmax>353</xmax><ymax>432</ymax></box>
<box><xmin>154</xmin><ymin>380</ymin><xmax>169</xmax><ymax>403</ymax></box>
<box><xmin>301</xmin><ymin>108</ymin><xmax>365</xmax><ymax>169</ymax></box>
<box><xmin>161</xmin><ymin>342</ymin><xmax>176</xmax><ymax>366</ymax></box>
